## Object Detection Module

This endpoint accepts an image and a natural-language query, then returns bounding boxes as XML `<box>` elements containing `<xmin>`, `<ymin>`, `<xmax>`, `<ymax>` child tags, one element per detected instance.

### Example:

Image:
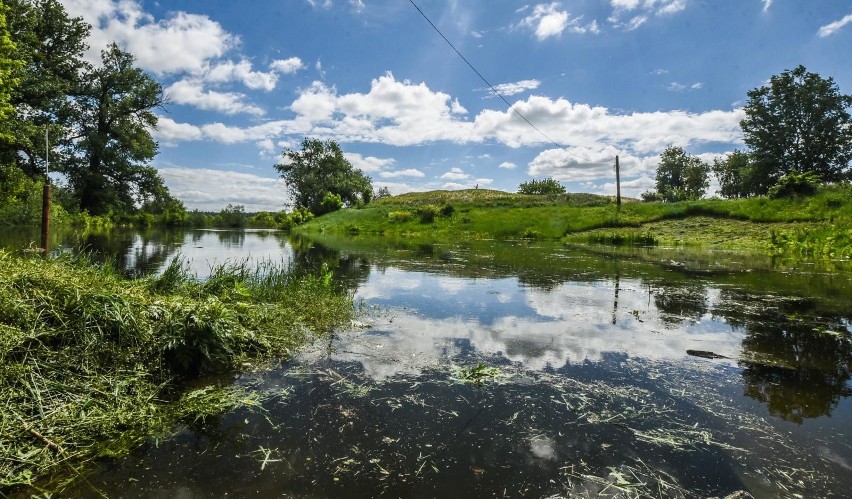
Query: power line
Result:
<box><xmin>407</xmin><ymin>0</ymin><xmax>591</xmax><ymax>164</ymax></box>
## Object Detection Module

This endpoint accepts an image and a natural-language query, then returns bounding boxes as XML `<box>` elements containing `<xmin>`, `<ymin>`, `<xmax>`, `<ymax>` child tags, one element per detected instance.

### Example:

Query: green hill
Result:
<box><xmin>297</xmin><ymin>186</ymin><xmax>852</xmax><ymax>260</ymax></box>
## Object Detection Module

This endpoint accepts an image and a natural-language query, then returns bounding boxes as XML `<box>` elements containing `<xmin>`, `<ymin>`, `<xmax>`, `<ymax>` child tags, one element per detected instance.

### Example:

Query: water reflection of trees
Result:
<box><xmin>76</xmin><ymin>228</ymin><xmax>188</xmax><ymax>278</ymax></box>
<box><xmin>289</xmin><ymin>236</ymin><xmax>371</xmax><ymax>293</ymax></box>
<box><xmin>652</xmin><ymin>283</ymin><xmax>709</xmax><ymax>326</ymax></box>
<box><xmin>215</xmin><ymin>230</ymin><xmax>246</xmax><ymax>248</ymax></box>
<box><xmin>714</xmin><ymin>291</ymin><xmax>852</xmax><ymax>424</ymax></box>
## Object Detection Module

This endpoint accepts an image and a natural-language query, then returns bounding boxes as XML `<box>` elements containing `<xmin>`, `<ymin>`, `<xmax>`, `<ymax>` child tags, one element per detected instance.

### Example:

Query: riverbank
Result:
<box><xmin>298</xmin><ymin>186</ymin><xmax>852</xmax><ymax>259</ymax></box>
<box><xmin>0</xmin><ymin>250</ymin><xmax>353</xmax><ymax>493</ymax></box>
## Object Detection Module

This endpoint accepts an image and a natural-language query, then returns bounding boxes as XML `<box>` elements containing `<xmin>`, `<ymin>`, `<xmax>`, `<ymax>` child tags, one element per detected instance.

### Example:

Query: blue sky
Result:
<box><xmin>60</xmin><ymin>0</ymin><xmax>852</xmax><ymax>211</ymax></box>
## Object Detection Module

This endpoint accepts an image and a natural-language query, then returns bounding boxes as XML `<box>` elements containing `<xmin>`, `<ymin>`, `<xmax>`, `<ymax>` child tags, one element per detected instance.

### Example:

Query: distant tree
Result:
<box><xmin>640</xmin><ymin>190</ymin><xmax>663</xmax><ymax>202</ymax></box>
<box><xmin>275</xmin><ymin>138</ymin><xmax>372</xmax><ymax>213</ymax></box>
<box><xmin>741</xmin><ymin>65</ymin><xmax>852</xmax><ymax>192</ymax></box>
<box><xmin>218</xmin><ymin>204</ymin><xmax>245</xmax><ymax>228</ymax></box>
<box><xmin>374</xmin><ymin>186</ymin><xmax>392</xmax><ymax>200</ymax></box>
<box><xmin>517</xmin><ymin>178</ymin><xmax>566</xmax><ymax>195</ymax></box>
<box><xmin>654</xmin><ymin>146</ymin><xmax>709</xmax><ymax>202</ymax></box>
<box><xmin>712</xmin><ymin>150</ymin><xmax>752</xmax><ymax>199</ymax></box>
<box><xmin>64</xmin><ymin>44</ymin><xmax>165</xmax><ymax>214</ymax></box>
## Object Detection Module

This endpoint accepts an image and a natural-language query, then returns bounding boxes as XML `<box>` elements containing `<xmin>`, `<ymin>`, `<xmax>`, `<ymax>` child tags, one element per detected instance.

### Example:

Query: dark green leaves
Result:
<box><xmin>275</xmin><ymin>138</ymin><xmax>373</xmax><ymax>214</ymax></box>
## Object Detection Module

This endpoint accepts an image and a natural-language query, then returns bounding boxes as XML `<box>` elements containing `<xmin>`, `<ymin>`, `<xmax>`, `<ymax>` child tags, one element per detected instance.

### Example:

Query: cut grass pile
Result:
<box><xmin>0</xmin><ymin>250</ymin><xmax>353</xmax><ymax>491</ymax></box>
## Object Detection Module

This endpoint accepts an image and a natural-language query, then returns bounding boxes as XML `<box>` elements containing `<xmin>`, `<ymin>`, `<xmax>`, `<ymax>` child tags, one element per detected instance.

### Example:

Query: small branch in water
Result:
<box><xmin>19</xmin><ymin>416</ymin><xmax>65</xmax><ymax>454</ymax></box>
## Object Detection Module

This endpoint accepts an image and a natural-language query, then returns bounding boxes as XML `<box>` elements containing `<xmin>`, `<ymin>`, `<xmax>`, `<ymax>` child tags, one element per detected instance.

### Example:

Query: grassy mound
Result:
<box><xmin>0</xmin><ymin>251</ymin><xmax>353</xmax><ymax>491</ymax></box>
<box><xmin>300</xmin><ymin>186</ymin><xmax>852</xmax><ymax>258</ymax></box>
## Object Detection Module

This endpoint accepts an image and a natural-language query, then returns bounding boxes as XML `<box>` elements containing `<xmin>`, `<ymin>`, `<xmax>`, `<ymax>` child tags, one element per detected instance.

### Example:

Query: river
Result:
<box><xmin>2</xmin><ymin>227</ymin><xmax>851</xmax><ymax>497</ymax></box>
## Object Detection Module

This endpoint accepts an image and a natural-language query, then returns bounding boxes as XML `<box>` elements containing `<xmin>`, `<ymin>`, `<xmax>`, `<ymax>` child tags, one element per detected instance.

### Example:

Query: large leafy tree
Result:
<box><xmin>275</xmin><ymin>138</ymin><xmax>373</xmax><ymax>213</ymax></box>
<box><xmin>712</xmin><ymin>150</ymin><xmax>752</xmax><ymax>199</ymax></box>
<box><xmin>0</xmin><ymin>4</ymin><xmax>21</xmax><ymax>134</ymax></box>
<box><xmin>1</xmin><ymin>0</ymin><xmax>90</xmax><ymax>175</ymax></box>
<box><xmin>741</xmin><ymin>65</ymin><xmax>852</xmax><ymax>192</ymax></box>
<box><xmin>654</xmin><ymin>146</ymin><xmax>709</xmax><ymax>202</ymax></box>
<box><xmin>64</xmin><ymin>43</ymin><xmax>166</xmax><ymax>214</ymax></box>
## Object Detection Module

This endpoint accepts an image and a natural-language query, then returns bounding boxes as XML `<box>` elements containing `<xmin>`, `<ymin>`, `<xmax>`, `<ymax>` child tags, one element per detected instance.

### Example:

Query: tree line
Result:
<box><xmin>0</xmin><ymin>0</ymin><xmax>376</xmax><ymax>229</ymax></box>
<box><xmin>645</xmin><ymin>65</ymin><xmax>852</xmax><ymax>202</ymax></box>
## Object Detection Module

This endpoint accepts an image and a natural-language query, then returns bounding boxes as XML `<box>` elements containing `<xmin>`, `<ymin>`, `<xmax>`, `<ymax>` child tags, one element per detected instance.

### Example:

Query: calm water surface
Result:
<box><xmin>3</xmin><ymin>228</ymin><xmax>851</xmax><ymax>497</ymax></box>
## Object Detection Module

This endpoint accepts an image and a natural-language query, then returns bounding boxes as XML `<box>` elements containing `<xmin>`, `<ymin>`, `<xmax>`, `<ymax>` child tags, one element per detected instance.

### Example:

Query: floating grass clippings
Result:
<box><xmin>0</xmin><ymin>250</ymin><xmax>354</xmax><ymax>493</ymax></box>
<box><xmin>258</xmin><ymin>357</ymin><xmax>839</xmax><ymax>497</ymax></box>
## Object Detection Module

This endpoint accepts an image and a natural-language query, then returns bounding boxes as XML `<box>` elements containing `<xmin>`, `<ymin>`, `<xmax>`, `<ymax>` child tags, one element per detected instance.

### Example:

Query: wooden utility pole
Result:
<box><xmin>41</xmin><ymin>128</ymin><xmax>51</xmax><ymax>254</ymax></box>
<box><xmin>615</xmin><ymin>155</ymin><xmax>622</xmax><ymax>207</ymax></box>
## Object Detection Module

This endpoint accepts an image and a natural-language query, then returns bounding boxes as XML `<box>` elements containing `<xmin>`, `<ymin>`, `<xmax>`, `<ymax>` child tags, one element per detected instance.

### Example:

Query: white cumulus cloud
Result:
<box><xmin>517</xmin><ymin>3</ymin><xmax>570</xmax><ymax>40</ymax></box>
<box><xmin>61</xmin><ymin>0</ymin><xmax>236</xmax><ymax>75</ymax></box>
<box><xmin>158</xmin><ymin>167</ymin><xmax>289</xmax><ymax>211</ymax></box>
<box><xmin>165</xmin><ymin>80</ymin><xmax>265</xmax><ymax>116</ymax></box>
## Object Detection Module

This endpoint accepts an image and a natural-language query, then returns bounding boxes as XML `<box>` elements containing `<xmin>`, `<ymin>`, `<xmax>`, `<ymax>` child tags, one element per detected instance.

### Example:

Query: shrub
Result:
<box><xmin>317</xmin><ymin>192</ymin><xmax>344</xmax><ymax>215</ymax></box>
<box><xmin>388</xmin><ymin>210</ymin><xmax>414</xmax><ymax>223</ymax></box>
<box><xmin>518</xmin><ymin>178</ymin><xmax>566</xmax><ymax>195</ymax></box>
<box><xmin>640</xmin><ymin>190</ymin><xmax>663</xmax><ymax>202</ymax></box>
<box><xmin>440</xmin><ymin>204</ymin><xmax>455</xmax><ymax>217</ymax></box>
<box><xmin>768</xmin><ymin>171</ymin><xmax>821</xmax><ymax>199</ymax></box>
<box><xmin>416</xmin><ymin>205</ymin><xmax>440</xmax><ymax>223</ymax></box>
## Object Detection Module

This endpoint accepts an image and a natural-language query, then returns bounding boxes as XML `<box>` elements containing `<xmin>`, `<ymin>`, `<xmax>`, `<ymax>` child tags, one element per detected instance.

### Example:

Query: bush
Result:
<box><xmin>416</xmin><ymin>205</ymin><xmax>440</xmax><ymax>223</ymax></box>
<box><xmin>640</xmin><ymin>190</ymin><xmax>663</xmax><ymax>202</ymax></box>
<box><xmin>440</xmin><ymin>204</ymin><xmax>455</xmax><ymax>217</ymax></box>
<box><xmin>518</xmin><ymin>178</ymin><xmax>566</xmax><ymax>195</ymax></box>
<box><xmin>317</xmin><ymin>192</ymin><xmax>344</xmax><ymax>215</ymax></box>
<box><xmin>388</xmin><ymin>210</ymin><xmax>414</xmax><ymax>223</ymax></box>
<box><xmin>768</xmin><ymin>171</ymin><xmax>821</xmax><ymax>199</ymax></box>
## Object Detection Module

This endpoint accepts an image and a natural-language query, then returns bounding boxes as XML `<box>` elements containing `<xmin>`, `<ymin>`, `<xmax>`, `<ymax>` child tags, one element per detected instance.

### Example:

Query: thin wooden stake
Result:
<box><xmin>615</xmin><ymin>155</ymin><xmax>622</xmax><ymax>207</ymax></box>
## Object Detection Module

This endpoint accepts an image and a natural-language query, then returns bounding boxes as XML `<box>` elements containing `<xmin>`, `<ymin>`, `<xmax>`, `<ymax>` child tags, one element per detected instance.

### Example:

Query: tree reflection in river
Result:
<box><xmin>714</xmin><ymin>290</ymin><xmax>852</xmax><ymax>424</ymax></box>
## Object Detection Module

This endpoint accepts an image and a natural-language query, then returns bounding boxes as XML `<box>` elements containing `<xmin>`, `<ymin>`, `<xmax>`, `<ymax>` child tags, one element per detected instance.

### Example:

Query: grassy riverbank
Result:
<box><xmin>298</xmin><ymin>186</ymin><xmax>852</xmax><ymax>259</ymax></box>
<box><xmin>0</xmin><ymin>251</ymin><xmax>353</xmax><ymax>493</ymax></box>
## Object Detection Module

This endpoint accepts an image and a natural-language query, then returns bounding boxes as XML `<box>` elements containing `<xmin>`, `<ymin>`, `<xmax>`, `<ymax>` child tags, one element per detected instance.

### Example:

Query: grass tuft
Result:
<box><xmin>0</xmin><ymin>250</ymin><xmax>353</xmax><ymax>492</ymax></box>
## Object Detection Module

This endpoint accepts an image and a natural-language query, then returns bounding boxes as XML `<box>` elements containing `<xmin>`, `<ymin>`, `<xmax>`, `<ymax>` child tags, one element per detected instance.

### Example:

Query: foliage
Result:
<box><xmin>416</xmin><ymin>204</ymin><xmax>440</xmax><ymax>224</ymax></box>
<box><xmin>317</xmin><ymin>191</ymin><xmax>344</xmax><ymax>215</ymax></box>
<box><xmin>218</xmin><ymin>204</ymin><xmax>246</xmax><ymax>228</ymax></box>
<box><xmin>275</xmin><ymin>138</ymin><xmax>373</xmax><ymax>213</ymax></box>
<box><xmin>741</xmin><ymin>65</ymin><xmax>852</xmax><ymax>192</ymax></box>
<box><xmin>654</xmin><ymin>146</ymin><xmax>710</xmax><ymax>202</ymax></box>
<box><xmin>768</xmin><ymin>171</ymin><xmax>821</xmax><ymax>199</ymax></box>
<box><xmin>388</xmin><ymin>210</ymin><xmax>414</xmax><ymax>223</ymax></box>
<box><xmin>518</xmin><ymin>178</ymin><xmax>566</xmax><ymax>195</ymax></box>
<box><xmin>712</xmin><ymin>150</ymin><xmax>753</xmax><ymax>199</ymax></box>
<box><xmin>640</xmin><ymin>190</ymin><xmax>663</xmax><ymax>202</ymax></box>
<box><xmin>1</xmin><ymin>0</ymin><xmax>89</xmax><ymax>175</ymax></box>
<box><xmin>0</xmin><ymin>4</ymin><xmax>22</xmax><ymax>142</ymax></box>
<box><xmin>64</xmin><ymin>44</ymin><xmax>166</xmax><ymax>215</ymax></box>
<box><xmin>0</xmin><ymin>252</ymin><xmax>353</xmax><ymax>489</ymax></box>
<box><xmin>374</xmin><ymin>186</ymin><xmax>392</xmax><ymax>200</ymax></box>
<box><xmin>247</xmin><ymin>211</ymin><xmax>277</xmax><ymax>228</ymax></box>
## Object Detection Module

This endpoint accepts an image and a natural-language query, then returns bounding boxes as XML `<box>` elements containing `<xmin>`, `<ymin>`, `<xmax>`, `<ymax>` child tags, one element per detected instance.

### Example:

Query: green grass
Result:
<box><xmin>299</xmin><ymin>186</ymin><xmax>852</xmax><ymax>258</ymax></box>
<box><xmin>0</xmin><ymin>251</ymin><xmax>353</xmax><ymax>493</ymax></box>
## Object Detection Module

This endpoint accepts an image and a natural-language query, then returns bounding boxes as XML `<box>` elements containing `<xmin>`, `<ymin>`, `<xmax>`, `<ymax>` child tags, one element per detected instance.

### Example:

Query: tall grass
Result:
<box><xmin>0</xmin><ymin>250</ymin><xmax>353</xmax><ymax>492</ymax></box>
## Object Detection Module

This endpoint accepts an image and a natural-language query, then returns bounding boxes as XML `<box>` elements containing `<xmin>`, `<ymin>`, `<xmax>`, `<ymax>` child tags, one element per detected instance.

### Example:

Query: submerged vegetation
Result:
<box><xmin>298</xmin><ymin>185</ymin><xmax>852</xmax><ymax>259</ymax></box>
<box><xmin>0</xmin><ymin>250</ymin><xmax>353</xmax><ymax>492</ymax></box>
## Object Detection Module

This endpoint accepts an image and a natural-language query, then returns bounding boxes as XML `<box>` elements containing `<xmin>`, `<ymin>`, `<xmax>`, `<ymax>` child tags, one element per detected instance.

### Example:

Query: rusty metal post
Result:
<box><xmin>41</xmin><ymin>128</ymin><xmax>50</xmax><ymax>254</ymax></box>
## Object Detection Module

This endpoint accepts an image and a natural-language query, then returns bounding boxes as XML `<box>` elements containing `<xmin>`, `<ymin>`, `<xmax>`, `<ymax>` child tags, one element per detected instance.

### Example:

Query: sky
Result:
<box><xmin>58</xmin><ymin>0</ymin><xmax>852</xmax><ymax>211</ymax></box>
